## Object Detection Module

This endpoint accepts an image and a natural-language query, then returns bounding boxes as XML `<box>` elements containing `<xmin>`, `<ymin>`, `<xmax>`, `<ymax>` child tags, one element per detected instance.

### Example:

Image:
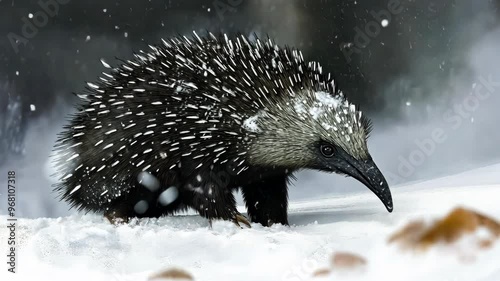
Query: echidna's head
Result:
<box><xmin>244</xmin><ymin>90</ymin><xmax>393</xmax><ymax>212</ymax></box>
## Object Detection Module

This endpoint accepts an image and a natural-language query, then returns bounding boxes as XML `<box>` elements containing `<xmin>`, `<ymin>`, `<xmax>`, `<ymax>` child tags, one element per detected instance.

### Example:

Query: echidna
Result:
<box><xmin>53</xmin><ymin>32</ymin><xmax>393</xmax><ymax>227</ymax></box>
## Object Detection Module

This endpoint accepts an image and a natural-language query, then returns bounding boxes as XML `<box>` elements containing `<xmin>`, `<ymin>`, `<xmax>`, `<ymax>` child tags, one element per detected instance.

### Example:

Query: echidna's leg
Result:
<box><xmin>241</xmin><ymin>173</ymin><xmax>289</xmax><ymax>226</ymax></box>
<box><xmin>186</xmin><ymin>182</ymin><xmax>250</xmax><ymax>227</ymax></box>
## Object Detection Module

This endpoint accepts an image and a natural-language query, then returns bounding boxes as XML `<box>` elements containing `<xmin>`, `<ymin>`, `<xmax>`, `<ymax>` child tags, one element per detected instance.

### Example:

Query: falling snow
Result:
<box><xmin>158</xmin><ymin>186</ymin><xmax>179</xmax><ymax>206</ymax></box>
<box><xmin>137</xmin><ymin>171</ymin><xmax>160</xmax><ymax>192</ymax></box>
<box><xmin>133</xmin><ymin>200</ymin><xmax>149</xmax><ymax>214</ymax></box>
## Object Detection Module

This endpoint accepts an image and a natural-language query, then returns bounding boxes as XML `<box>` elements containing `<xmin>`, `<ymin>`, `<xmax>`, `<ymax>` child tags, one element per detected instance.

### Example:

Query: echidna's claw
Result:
<box><xmin>233</xmin><ymin>214</ymin><xmax>251</xmax><ymax>228</ymax></box>
<box><xmin>104</xmin><ymin>212</ymin><xmax>129</xmax><ymax>225</ymax></box>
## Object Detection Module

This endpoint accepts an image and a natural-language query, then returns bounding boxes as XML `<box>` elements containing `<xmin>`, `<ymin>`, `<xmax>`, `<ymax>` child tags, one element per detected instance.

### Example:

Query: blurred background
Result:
<box><xmin>0</xmin><ymin>0</ymin><xmax>499</xmax><ymax>218</ymax></box>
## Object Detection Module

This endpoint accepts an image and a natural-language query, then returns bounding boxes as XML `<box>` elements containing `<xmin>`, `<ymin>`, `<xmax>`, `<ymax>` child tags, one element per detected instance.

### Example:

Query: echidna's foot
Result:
<box><xmin>104</xmin><ymin>211</ymin><xmax>130</xmax><ymax>225</ymax></box>
<box><xmin>207</xmin><ymin>213</ymin><xmax>251</xmax><ymax>229</ymax></box>
<box><xmin>233</xmin><ymin>213</ymin><xmax>251</xmax><ymax>228</ymax></box>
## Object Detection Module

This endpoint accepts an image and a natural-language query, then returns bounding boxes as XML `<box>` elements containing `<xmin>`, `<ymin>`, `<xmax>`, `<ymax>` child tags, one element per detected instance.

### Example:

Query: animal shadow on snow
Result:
<box><xmin>288</xmin><ymin>205</ymin><xmax>389</xmax><ymax>226</ymax></box>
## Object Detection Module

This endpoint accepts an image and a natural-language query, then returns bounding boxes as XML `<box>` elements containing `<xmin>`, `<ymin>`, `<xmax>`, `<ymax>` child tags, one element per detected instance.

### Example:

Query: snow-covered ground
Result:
<box><xmin>1</xmin><ymin>164</ymin><xmax>500</xmax><ymax>281</ymax></box>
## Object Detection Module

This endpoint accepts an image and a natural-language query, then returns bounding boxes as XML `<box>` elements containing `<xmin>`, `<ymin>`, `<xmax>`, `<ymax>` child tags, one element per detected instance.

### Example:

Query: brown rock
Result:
<box><xmin>331</xmin><ymin>252</ymin><xmax>367</xmax><ymax>269</ymax></box>
<box><xmin>418</xmin><ymin>207</ymin><xmax>479</xmax><ymax>247</ymax></box>
<box><xmin>475</xmin><ymin>211</ymin><xmax>500</xmax><ymax>237</ymax></box>
<box><xmin>389</xmin><ymin>207</ymin><xmax>500</xmax><ymax>250</ymax></box>
<box><xmin>388</xmin><ymin>220</ymin><xmax>427</xmax><ymax>248</ymax></box>
<box><xmin>313</xmin><ymin>268</ymin><xmax>332</xmax><ymax>277</ymax></box>
<box><xmin>478</xmin><ymin>239</ymin><xmax>494</xmax><ymax>249</ymax></box>
<box><xmin>149</xmin><ymin>268</ymin><xmax>194</xmax><ymax>280</ymax></box>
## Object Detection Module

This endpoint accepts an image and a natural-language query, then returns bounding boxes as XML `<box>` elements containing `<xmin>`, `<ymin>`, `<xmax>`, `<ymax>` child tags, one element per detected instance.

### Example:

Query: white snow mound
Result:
<box><xmin>1</xmin><ymin>164</ymin><xmax>500</xmax><ymax>281</ymax></box>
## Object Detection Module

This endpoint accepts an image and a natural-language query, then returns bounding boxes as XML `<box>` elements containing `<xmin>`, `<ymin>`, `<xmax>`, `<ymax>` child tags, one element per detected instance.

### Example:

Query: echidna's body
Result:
<box><xmin>54</xmin><ymin>32</ymin><xmax>393</xmax><ymax>226</ymax></box>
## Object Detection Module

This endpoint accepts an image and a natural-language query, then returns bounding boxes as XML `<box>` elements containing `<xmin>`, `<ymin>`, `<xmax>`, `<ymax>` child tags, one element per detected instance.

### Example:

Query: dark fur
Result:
<box><xmin>104</xmin><ymin>165</ymin><xmax>292</xmax><ymax>226</ymax></box>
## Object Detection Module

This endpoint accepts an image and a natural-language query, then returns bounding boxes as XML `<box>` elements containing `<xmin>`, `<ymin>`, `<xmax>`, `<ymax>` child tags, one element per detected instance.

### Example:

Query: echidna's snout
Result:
<box><xmin>343</xmin><ymin>158</ymin><xmax>392</xmax><ymax>213</ymax></box>
<box><xmin>318</xmin><ymin>144</ymin><xmax>393</xmax><ymax>213</ymax></box>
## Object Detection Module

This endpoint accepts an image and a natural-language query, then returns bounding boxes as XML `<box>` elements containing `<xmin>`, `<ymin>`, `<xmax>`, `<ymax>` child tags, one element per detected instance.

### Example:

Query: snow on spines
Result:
<box><xmin>53</xmin><ymin>31</ymin><xmax>367</xmax><ymax>212</ymax></box>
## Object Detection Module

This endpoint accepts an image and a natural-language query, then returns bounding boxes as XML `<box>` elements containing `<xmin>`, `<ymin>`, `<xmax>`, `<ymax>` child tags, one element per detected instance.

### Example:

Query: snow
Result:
<box><xmin>1</xmin><ymin>164</ymin><xmax>500</xmax><ymax>281</ymax></box>
<box><xmin>314</xmin><ymin>91</ymin><xmax>341</xmax><ymax>108</ymax></box>
<box><xmin>242</xmin><ymin>113</ymin><xmax>262</xmax><ymax>132</ymax></box>
<box><xmin>293</xmin><ymin>92</ymin><xmax>343</xmax><ymax>121</ymax></box>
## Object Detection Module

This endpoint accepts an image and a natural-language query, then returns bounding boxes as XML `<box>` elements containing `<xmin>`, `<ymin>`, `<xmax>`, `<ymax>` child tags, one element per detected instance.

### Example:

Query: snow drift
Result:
<box><xmin>1</xmin><ymin>164</ymin><xmax>500</xmax><ymax>281</ymax></box>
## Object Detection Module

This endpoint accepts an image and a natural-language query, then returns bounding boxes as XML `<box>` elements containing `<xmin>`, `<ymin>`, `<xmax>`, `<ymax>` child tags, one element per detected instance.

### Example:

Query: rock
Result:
<box><xmin>331</xmin><ymin>252</ymin><xmax>367</xmax><ymax>269</ymax></box>
<box><xmin>389</xmin><ymin>207</ymin><xmax>500</xmax><ymax>250</ymax></box>
<box><xmin>313</xmin><ymin>268</ymin><xmax>332</xmax><ymax>277</ymax></box>
<box><xmin>478</xmin><ymin>239</ymin><xmax>494</xmax><ymax>249</ymax></box>
<box><xmin>149</xmin><ymin>268</ymin><xmax>194</xmax><ymax>280</ymax></box>
<box><xmin>388</xmin><ymin>220</ymin><xmax>427</xmax><ymax>249</ymax></box>
<box><xmin>419</xmin><ymin>208</ymin><xmax>480</xmax><ymax>247</ymax></box>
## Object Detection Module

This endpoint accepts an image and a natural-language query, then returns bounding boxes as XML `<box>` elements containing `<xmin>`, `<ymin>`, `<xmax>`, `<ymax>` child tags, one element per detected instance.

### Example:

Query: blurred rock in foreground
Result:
<box><xmin>389</xmin><ymin>207</ymin><xmax>500</xmax><ymax>250</ymax></box>
<box><xmin>149</xmin><ymin>268</ymin><xmax>194</xmax><ymax>281</ymax></box>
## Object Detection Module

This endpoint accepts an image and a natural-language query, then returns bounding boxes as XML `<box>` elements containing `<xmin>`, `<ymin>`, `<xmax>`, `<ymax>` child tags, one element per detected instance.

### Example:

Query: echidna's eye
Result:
<box><xmin>320</xmin><ymin>144</ymin><xmax>334</xmax><ymax>158</ymax></box>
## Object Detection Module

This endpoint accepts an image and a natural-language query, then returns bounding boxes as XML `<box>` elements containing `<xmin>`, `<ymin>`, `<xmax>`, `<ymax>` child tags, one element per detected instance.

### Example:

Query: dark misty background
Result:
<box><xmin>0</xmin><ymin>0</ymin><xmax>499</xmax><ymax>217</ymax></box>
